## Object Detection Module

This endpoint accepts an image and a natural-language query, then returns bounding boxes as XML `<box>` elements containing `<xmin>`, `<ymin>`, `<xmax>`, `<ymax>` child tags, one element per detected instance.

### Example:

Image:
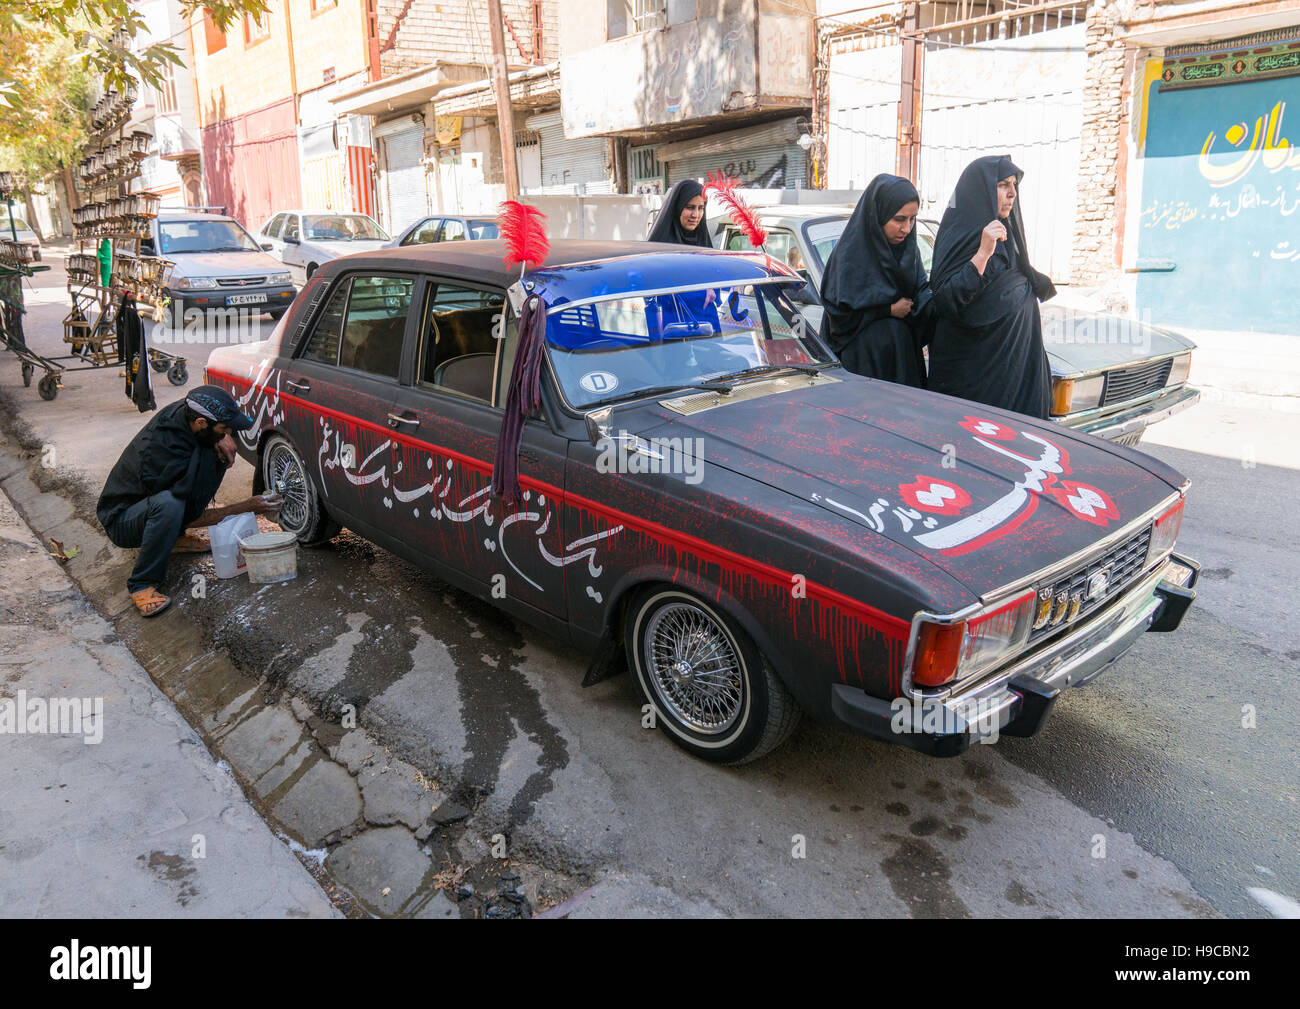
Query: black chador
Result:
<box><xmin>818</xmin><ymin>174</ymin><xmax>933</xmax><ymax>387</ymax></box>
<box><xmin>927</xmin><ymin>155</ymin><xmax>1056</xmax><ymax>419</ymax></box>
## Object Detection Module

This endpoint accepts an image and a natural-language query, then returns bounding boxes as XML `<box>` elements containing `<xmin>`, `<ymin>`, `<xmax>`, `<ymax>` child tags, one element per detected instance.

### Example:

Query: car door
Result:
<box><xmin>281</xmin><ymin>271</ymin><xmax>416</xmax><ymax>528</ymax></box>
<box><xmin>261</xmin><ymin>213</ymin><xmax>286</xmax><ymax>260</ymax></box>
<box><xmin>388</xmin><ymin>277</ymin><xmax>569</xmax><ymax>620</ymax></box>
<box><xmin>400</xmin><ymin>218</ymin><xmax>443</xmax><ymax>246</ymax></box>
<box><xmin>282</xmin><ymin>214</ymin><xmax>306</xmax><ymax>284</ymax></box>
<box><xmin>438</xmin><ymin>219</ymin><xmax>467</xmax><ymax>243</ymax></box>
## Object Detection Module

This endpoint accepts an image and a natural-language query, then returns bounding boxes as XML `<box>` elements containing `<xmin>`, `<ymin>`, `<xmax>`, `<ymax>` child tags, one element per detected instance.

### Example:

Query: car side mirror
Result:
<box><xmin>284</xmin><ymin>236</ymin><xmax>300</xmax><ymax>245</ymax></box>
<box><xmin>260</xmin><ymin>242</ymin><xmax>272</xmax><ymax>251</ymax></box>
<box><xmin>585</xmin><ymin>407</ymin><xmax>613</xmax><ymax>447</ymax></box>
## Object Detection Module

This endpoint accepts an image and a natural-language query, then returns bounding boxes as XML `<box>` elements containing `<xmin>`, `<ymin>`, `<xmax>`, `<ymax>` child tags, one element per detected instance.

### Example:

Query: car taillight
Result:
<box><xmin>911</xmin><ymin>589</ymin><xmax>1036</xmax><ymax>688</ymax></box>
<box><xmin>1148</xmin><ymin>498</ymin><xmax>1184</xmax><ymax>565</ymax></box>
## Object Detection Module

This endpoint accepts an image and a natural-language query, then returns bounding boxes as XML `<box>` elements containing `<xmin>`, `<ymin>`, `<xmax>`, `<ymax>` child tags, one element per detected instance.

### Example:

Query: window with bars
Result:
<box><xmin>633</xmin><ymin>0</ymin><xmax>667</xmax><ymax>32</ymax></box>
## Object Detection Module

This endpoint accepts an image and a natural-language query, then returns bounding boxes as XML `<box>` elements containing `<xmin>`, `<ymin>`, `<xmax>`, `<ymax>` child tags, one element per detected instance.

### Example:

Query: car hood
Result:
<box><xmin>308</xmin><ymin>240</ymin><xmax>390</xmax><ymax>258</ymax></box>
<box><xmin>627</xmin><ymin>374</ymin><xmax>1187</xmax><ymax>597</ymax></box>
<box><xmin>168</xmin><ymin>250</ymin><xmax>287</xmax><ymax>277</ymax></box>
<box><xmin>1041</xmin><ymin>306</ymin><xmax>1195</xmax><ymax>374</ymax></box>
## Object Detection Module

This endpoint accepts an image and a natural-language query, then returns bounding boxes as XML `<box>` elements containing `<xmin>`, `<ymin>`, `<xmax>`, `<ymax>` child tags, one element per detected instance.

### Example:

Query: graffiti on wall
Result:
<box><xmin>1137</xmin><ymin>74</ymin><xmax>1300</xmax><ymax>335</ymax></box>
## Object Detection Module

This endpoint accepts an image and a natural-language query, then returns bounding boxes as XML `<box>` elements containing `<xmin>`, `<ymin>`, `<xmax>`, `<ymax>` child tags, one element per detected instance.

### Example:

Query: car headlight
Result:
<box><xmin>910</xmin><ymin>589</ymin><xmax>1036</xmax><ymax>688</ymax></box>
<box><xmin>175</xmin><ymin>276</ymin><xmax>217</xmax><ymax>290</ymax></box>
<box><xmin>1167</xmin><ymin>353</ymin><xmax>1191</xmax><ymax>386</ymax></box>
<box><xmin>1050</xmin><ymin>374</ymin><xmax>1105</xmax><ymax>416</ymax></box>
<box><xmin>269</xmin><ymin>272</ymin><xmax>292</xmax><ymax>286</ymax></box>
<box><xmin>1146</xmin><ymin>497</ymin><xmax>1184</xmax><ymax>567</ymax></box>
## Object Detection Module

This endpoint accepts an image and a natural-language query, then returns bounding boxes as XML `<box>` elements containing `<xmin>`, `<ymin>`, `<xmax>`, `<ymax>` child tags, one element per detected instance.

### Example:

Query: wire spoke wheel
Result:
<box><xmin>643</xmin><ymin>602</ymin><xmax>744</xmax><ymax>735</ymax></box>
<box><xmin>266</xmin><ymin>441</ymin><xmax>310</xmax><ymax>533</ymax></box>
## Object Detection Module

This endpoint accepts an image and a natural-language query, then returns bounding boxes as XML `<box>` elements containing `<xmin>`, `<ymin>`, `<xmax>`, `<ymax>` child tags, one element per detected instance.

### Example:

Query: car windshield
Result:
<box><xmin>303</xmin><ymin>214</ymin><xmax>389</xmax><ymax>241</ymax></box>
<box><xmin>805</xmin><ymin>218</ymin><xmax>938</xmax><ymax>272</ymax></box>
<box><xmin>3</xmin><ymin>217</ymin><xmax>29</xmax><ymax>232</ymax></box>
<box><xmin>467</xmin><ymin>220</ymin><xmax>499</xmax><ymax>239</ymax></box>
<box><xmin>546</xmin><ymin>282</ymin><xmax>834</xmax><ymax>409</ymax></box>
<box><xmin>158</xmin><ymin>220</ymin><xmax>260</xmax><ymax>255</ymax></box>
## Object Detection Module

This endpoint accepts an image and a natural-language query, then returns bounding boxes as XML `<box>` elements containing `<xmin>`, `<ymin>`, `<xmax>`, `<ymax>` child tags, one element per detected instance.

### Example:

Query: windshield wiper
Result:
<box><xmin>602</xmin><ymin>381</ymin><xmax>735</xmax><ymax>405</ymax></box>
<box><xmin>208</xmin><ymin>246</ymin><xmax>252</xmax><ymax>252</ymax></box>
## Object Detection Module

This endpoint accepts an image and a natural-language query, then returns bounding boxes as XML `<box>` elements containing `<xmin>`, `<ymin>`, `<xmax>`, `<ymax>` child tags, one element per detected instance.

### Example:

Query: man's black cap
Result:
<box><xmin>186</xmin><ymin>385</ymin><xmax>254</xmax><ymax>432</ymax></box>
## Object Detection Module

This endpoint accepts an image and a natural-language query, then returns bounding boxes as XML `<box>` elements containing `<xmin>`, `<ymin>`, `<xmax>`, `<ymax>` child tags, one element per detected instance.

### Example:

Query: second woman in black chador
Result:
<box><xmin>927</xmin><ymin>155</ymin><xmax>1056</xmax><ymax>418</ymax></box>
<box><xmin>818</xmin><ymin>174</ymin><xmax>933</xmax><ymax>387</ymax></box>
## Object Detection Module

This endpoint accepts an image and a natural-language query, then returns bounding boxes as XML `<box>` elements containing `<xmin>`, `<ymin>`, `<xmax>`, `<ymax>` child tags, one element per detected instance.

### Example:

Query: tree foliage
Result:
<box><xmin>0</xmin><ymin>1</ymin><xmax>270</xmax><ymax>179</ymax></box>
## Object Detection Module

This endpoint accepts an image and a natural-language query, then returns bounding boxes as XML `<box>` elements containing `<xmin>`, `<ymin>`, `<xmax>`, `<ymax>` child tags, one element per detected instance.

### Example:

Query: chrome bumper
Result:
<box><xmin>1064</xmin><ymin>385</ymin><xmax>1201</xmax><ymax>442</ymax></box>
<box><xmin>829</xmin><ymin>553</ymin><xmax>1199</xmax><ymax>756</ymax></box>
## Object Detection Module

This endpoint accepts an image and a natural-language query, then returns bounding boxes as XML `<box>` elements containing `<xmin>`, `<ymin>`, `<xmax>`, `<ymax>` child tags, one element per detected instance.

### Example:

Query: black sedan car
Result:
<box><xmin>206</xmin><ymin>241</ymin><xmax>1198</xmax><ymax>764</ymax></box>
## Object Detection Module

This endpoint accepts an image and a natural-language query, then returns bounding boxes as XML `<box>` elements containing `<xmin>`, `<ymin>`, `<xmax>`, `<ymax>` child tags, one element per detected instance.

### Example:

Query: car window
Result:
<box><xmin>156</xmin><ymin>219</ymin><xmax>260</xmax><ymax>254</ymax></box>
<box><xmin>265</xmin><ymin>214</ymin><xmax>285</xmax><ymax>238</ymax></box>
<box><xmin>401</xmin><ymin>219</ymin><xmax>442</xmax><ymax>245</ymax></box>
<box><xmin>417</xmin><ymin>281</ymin><xmax>505</xmax><ymax>403</ymax></box>
<box><xmin>338</xmin><ymin>276</ymin><xmax>413</xmax><ymax>379</ymax></box>
<box><xmin>439</xmin><ymin>220</ymin><xmax>467</xmax><ymax>242</ymax></box>
<box><xmin>467</xmin><ymin>220</ymin><xmax>499</xmax><ymax>240</ymax></box>
<box><xmin>300</xmin><ymin>281</ymin><xmax>349</xmax><ymax>366</ymax></box>
<box><xmin>725</xmin><ymin>228</ymin><xmax>799</xmax><ymax>269</ymax></box>
<box><xmin>304</xmin><ymin>214</ymin><xmax>389</xmax><ymax>242</ymax></box>
<box><xmin>283</xmin><ymin>215</ymin><xmax>300</xmax><ymax>241</ymax></box>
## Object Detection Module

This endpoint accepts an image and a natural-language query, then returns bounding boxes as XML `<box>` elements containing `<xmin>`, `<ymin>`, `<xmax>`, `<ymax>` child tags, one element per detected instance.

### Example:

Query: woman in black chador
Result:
<box><xmin>819</xmin><ymin>174</ymin><xmax>933</xmax><ymax>387</ymax></box>
<box><xmin>647</xmin><ymin>179</ymin><xmax>712</xmax><ymax>247</ymax></box>
<box><xmin>927</xmin><ymin>155</ymin><xmax>1056</xmax><ymax>418</ymax></box>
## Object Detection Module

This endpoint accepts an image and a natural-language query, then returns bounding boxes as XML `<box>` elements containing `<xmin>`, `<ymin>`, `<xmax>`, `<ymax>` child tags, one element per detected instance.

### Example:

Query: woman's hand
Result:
<box><xmin>890</xmin><ymin>297</ymin><xmax>914</xmax><ymax>319</ymax></box>
<box><xmin>978</xmin><ymin>220</ymin><xmax>1007</xmax><ymax>258</ymax></box>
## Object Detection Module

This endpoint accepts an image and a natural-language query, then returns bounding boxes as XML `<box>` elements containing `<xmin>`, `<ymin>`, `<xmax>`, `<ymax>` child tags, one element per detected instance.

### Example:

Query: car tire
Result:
<box><xmin>625</xmin><ymin>586</ymin><xmax>801</xmax><ymax>764</ymax></box>
<box><xmin>260</xmin><ymin>433</ymin><xmax>340</xmax><ymax>547</ymax></box>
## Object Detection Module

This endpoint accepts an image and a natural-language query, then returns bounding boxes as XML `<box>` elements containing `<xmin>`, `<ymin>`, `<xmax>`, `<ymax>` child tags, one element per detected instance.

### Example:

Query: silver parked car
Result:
<box><xmin>141</xmin><ymin>212</ymin><xmax>295</xmax><ymax>320</ymax></box>
<box><xmin>717</xmin><ymin>206</ymin><xmax>1200</xmax><ymax>446</ymax></box>
<box><xmin>2</xmin><ymin>214</ymin><xmax>42</xmax><ymax>262</ymax></box>
<box><xmin>386</xmin><ymin>214</ymin><xmax>500</xmax><ymax>247</ymax></box>
<box><xmin>257</xmin><ymin>210</ymin><xmax>390</xmax><ymax>285</ymax></box>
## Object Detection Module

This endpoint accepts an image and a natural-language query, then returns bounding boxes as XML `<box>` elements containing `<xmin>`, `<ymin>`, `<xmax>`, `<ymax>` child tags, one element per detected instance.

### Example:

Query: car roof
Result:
<box><xmin>323</xmin><ymin>239</ymin><xmax>791</xmax><ymax>294</ymax></box>
<box><xmin>750</xmin><ymin>205</ymin><xmax>855</xmax><ymax>220</ymax></box>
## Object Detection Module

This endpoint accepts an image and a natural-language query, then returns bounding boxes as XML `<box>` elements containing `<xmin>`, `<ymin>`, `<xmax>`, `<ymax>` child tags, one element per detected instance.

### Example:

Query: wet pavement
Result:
<box><xmin>1</xmin><ymin>250</ymin><xmax>1294</xmax><ymax>917</ymax></box>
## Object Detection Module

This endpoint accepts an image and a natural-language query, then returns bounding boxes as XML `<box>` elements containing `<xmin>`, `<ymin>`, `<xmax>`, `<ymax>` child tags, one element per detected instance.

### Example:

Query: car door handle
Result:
<box><xmin>387</xmin><ymin>412</ymin><xmax>419</xmax><ymax>429</ymax></box>
<box><xmin>285</xmin><ymin>379</ymin><xmax>311</xmax><ymax>393</ymax></box>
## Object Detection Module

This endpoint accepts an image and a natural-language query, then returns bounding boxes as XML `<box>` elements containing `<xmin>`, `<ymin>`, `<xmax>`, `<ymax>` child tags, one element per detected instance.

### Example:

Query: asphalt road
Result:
<box><xmin>2</xmin><ymin>251</ymin><xmax>1294</xmax><ymax>917</ymax></box>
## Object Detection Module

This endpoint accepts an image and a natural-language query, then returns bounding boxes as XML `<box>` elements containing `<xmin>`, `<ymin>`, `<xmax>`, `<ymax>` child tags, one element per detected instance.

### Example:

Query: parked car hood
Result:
<box><xmin>308</xmin><ymin>239</ymin><xmax>390</xmax><ymax>258</ymax></box>
<box><xmin>168</xmin><ymin>250</ymin><xmax>287</xmax><ymax>277</ymax></box>
<box><xmin>628</xmin><ymin>374</ymin><xmax>1186</xmax><ymax>597</ymax></box>
<box><xmin>1040</xmin><ymin>307</ymin><xmax>1195</xmax><ymax>374</ymax></box>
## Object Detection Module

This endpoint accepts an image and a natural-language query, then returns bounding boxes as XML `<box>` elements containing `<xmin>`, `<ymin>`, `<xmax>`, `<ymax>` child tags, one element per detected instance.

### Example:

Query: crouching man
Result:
<box><xmin>97</xmin><ymin>386</ymin><xmax>280</xmax><ymax>617</ymax></box>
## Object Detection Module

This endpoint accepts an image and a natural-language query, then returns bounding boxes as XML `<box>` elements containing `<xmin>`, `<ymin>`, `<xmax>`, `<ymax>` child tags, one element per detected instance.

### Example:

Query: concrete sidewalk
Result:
<box><xmin>0</xmin><ymin>484</ymin><xmax>338</xmax><ymax>918</ymax></box>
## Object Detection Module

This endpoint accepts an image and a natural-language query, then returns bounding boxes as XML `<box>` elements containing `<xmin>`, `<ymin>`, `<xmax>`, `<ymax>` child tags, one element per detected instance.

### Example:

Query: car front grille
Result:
<box><xmin>1028</xmin><ymin>524</ymin><xmax>1153</xmax><ymax>644</ymax></box>
<box><xmin>216</xmin><ymin>276</ymin><xmax>268</xmax><ymax>288</ymax></box>
<box><xmin>1101</xmin><ymin>359</ymin><xmax>1173</xmax><ymax>407</ymax></box>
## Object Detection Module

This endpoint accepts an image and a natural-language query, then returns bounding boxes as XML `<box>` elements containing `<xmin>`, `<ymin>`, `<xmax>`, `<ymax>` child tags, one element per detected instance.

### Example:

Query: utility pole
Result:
<box><xmin>487</xmin><ymin>0</ymin><xmax>519</xmax><ymax>201</ymax></box>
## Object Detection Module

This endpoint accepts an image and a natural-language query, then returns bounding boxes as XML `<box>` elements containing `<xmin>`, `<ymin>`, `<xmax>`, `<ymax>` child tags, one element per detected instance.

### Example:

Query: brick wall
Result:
<box><xmin>377</xmin><ymin>1</ymin><xmax>560</xmax><ymax>76</ymax></box>
<box><xmin>1071</xmin><ymin>0</ymin><xmax>1126</xmax><ymax>286</ymax></box>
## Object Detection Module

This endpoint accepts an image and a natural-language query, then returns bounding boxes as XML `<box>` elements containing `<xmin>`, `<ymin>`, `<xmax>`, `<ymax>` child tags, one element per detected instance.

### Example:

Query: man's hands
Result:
<box><xmin>890</xmin><ymin>297</ymin><xmax>914</xmax><ymax>319</ymax></box>
<box><xmin>248</xmin><ymin>493</ymin><xmax>283</xmax><ymax>515</ymax></box>
<box><xmin>215</xmin><ymin>434</ymin><xmax>237</xmax><ymax>468</ymax></box>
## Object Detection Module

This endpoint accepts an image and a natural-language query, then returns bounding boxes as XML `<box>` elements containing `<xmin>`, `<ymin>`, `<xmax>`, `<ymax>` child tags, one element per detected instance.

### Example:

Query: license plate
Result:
<box><xmin>227</xmin><ymin>293</ymin><xmax>267</xmax><ymax>305</ymax></box>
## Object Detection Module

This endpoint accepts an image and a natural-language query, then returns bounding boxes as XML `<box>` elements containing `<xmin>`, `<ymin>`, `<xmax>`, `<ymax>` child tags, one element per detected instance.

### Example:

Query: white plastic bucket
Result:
<box><xmin>210</xmin><ymin>512</ymin><xmax>258</xmax><ymax>579</ymax></box>
<box><xmin>238</xmin><ymin>531</ymin><xmax>298</xmax><ymax>584</ymax></box>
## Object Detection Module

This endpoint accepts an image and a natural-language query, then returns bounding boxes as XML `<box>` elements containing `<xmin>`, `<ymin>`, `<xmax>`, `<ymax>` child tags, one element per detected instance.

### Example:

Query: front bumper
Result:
<box><xmin>1060</xmin><ymin>384</ymin><xmax>1201</xmax><ymax>442</ymax></box>
<box><xmin>168</xmin><ymin>284</ymin><xmax>296</xmax><ymax>314</ymax></box>
<box><xmin>830</xmin><ymin>553</ymin><xmax>1199</xmax><ymax>756</ymax></box>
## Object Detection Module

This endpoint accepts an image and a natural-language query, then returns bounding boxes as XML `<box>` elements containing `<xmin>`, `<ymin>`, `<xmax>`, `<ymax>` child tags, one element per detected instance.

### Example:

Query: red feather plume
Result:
<box><xmin>703</xmin><ymin>171</ymin><xmax>767</xmax><ymax>249</ymax></box>
<box><xmin>498</xmin><ymin>200</ymin><xmax>550</xmax><ymax>272</ymax></box>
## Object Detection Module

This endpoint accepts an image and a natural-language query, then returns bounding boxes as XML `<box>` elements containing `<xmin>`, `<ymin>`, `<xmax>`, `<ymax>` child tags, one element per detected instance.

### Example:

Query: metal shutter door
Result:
<box><xmin>379</xmin><ymin>124</ymin><xmax>428</xmax><ymax>234</ymax></box>
<box><xmin>667</xmin><ymin>140</ymin><xmax>807</xmax><ymax>189</ymax></box>
<box><xmin>527</xmin><ymin>111</ymin><xmax>612</xmax><ymax>194</ymax></box>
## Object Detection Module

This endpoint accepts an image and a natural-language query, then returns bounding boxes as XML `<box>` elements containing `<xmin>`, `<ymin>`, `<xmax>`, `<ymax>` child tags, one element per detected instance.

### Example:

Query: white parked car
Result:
<box><xmin>256</xmin><ymin>210</ymin><xmax>390</xmax><ymax>285</ymax></box>
<box><xmin>2</xmin><ymin>214</ymin><xmax>42</xmax><ymax>261</ymax></box>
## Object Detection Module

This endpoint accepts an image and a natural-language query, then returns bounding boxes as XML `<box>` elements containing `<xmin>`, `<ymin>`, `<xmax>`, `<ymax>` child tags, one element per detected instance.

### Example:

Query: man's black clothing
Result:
<box><xmin>97</xmin><ymin>399</ymin><xmax>225</xmax><ymax>532</ymax></box>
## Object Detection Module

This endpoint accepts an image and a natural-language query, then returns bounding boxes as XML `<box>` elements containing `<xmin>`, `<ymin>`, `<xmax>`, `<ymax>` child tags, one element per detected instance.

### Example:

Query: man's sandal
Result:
<box><xmin>130</xmin><ymin>586</ymin><xmax>171</xmax><ymax>617</ymax></box>
<box><xmin>171</xmin><ymin>533</ymin><xmax>210</xmax><ymax>554</ymax></box>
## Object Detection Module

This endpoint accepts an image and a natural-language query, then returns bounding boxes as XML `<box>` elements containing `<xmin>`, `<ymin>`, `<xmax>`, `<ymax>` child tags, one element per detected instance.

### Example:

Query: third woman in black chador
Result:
<box><xmin>927</xmin><ymin>155</ymin><xmax>1056</xmax><ymax>418</ymax></box>
<box><xmin>818</xmin><ymin>174</ymin><xmax>933</xmax><ymax>387</ymax></box>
